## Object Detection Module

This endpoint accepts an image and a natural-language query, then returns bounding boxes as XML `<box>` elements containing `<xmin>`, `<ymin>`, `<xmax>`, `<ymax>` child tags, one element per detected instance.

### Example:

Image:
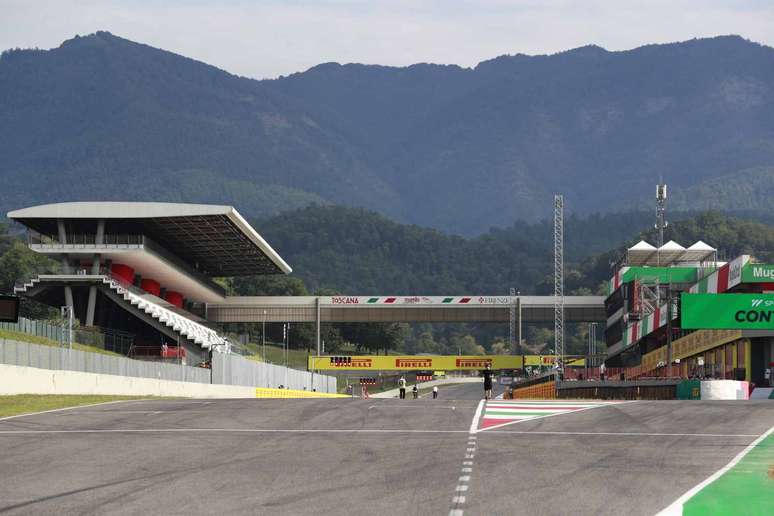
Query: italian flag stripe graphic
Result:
<box><xmin>459</xmin><ymin>297</ymin><xmax>471</xmax><ymax>303</ymax></box>
<box><xmin>717</xmin><ymin>264</ymin><xmax>730</xmax><ymax>292</ymax></box>
<box><xmin>384</xmin><ymin>297</ymin><xmax>396</xmax><ymax>303</ymax></box>
<box><xmin>367</xmin><ymin>298</ymin><xmax>379</xmax><ymax>303</ymax></box>
<box><xmin>479</xmin><ymin>400</ymin><xmax>625</xmax><ymax>431</ymax></box>
<box><xmin>442</xmin><ymin>298</ymin><xmax>454</xmax><ymax>303</ymax></box>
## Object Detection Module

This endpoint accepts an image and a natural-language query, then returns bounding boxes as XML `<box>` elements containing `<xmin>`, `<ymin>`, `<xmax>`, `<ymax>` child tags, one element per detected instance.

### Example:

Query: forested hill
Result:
<box><xmin>252</xmin><ymin>206</ymin><xmax>774</xmax><ymax>296</ymax></box>
<box><xmin>3</xmin><ymin>32</ymin><xmax>774</xmax><ymax>234</ymax></box>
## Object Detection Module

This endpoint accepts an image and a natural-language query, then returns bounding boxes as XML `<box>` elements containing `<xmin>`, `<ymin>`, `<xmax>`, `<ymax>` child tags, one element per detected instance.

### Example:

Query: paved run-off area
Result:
<box><xmin>0</xmin><ymin>383</ymin><xmax>771</xmax><ymax>516</ymax></box>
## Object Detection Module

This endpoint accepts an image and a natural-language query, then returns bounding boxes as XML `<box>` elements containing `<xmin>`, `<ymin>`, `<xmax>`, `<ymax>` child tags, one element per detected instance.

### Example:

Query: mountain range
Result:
<box><xmin>2</xmin><ymin>32</ymin><xmax>774</xmax><ymax>235</ymax></box>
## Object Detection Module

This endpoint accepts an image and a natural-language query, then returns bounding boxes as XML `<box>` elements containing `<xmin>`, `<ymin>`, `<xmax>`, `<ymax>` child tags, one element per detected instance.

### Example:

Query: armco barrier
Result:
<box><xmin>255</xmin><ymin>388</ymin><xmax>348</xmax><ymax>399</ymax></box>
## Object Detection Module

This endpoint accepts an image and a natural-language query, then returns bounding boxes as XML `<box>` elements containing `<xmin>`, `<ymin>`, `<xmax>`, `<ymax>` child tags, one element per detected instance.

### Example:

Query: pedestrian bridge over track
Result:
<box><xmin>205</xmin><ymin>295</ymin><xmax>605</xmax><ymax>323</ymax></box>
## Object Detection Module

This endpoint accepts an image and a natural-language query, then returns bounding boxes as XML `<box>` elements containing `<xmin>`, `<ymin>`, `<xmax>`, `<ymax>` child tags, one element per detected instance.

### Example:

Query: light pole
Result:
<box><xmin>284</xmin><ymin>323</ymin><xmax>289</xmax><ymax>387</ymax></box>
<box><xmin>262</xmin><ymin>310</ymin><xmax>267</xmax><ymax>362</ymax></box>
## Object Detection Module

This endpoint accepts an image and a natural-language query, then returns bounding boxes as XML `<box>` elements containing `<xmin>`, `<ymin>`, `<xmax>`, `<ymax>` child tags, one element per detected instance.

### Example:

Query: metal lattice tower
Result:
<box><xmin>509</xmin><ymin>287</ymin><xmax>516</xmax><ymax>353</ymax></box>
<box><xmin>553</xmin><ymin>195</ymin><xmax>564</xmax><ymax>369</ymax></box>
<box><xmin>655</xmin><ymin>180</ymin><xmax>668</xmax><ymax>266</ymax></box>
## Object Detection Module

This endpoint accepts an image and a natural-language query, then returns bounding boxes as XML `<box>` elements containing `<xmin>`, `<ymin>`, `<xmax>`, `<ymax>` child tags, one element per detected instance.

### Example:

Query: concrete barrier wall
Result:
<box><xmin>700</xmin><ymin>380</ymin><xmax>750</xmax><ymax>400</ymax></box>
<box><xmin>0</xmin><ymin>364</ymin><xmax>256</xmax><ymax>398</ymax></box>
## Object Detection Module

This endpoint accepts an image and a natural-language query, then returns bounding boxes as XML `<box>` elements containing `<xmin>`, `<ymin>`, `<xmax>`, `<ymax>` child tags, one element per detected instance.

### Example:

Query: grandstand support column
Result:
<box><xmin>85</xmin><ymin>220</ymin><xmax>105</xmax><ymax>327</ymax></box>
<box><xmin>56</xmin><ymin>219</ymin><xmax>74</xmax><ymax>310</ymax></box>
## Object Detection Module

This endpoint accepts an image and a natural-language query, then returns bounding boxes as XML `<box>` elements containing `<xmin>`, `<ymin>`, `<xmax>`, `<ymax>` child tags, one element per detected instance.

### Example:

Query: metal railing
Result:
<box><xmin>0</xmin><ymin>316</ymin><xmax>134</xmax><ymax>355</ymax></box>
<box><xmin>26</xmin><ymin>231</ymin><xmax>227</xmax><ymax>298</ymax></box>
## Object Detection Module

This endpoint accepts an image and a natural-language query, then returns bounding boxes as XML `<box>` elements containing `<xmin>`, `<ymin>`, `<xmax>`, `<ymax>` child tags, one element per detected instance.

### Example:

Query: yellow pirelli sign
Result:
<box><xmin>309</xmin><ymin>355</ymin><xmax>585</xmax><ymax>370</ymax></box>
<box><xmin>309</xmin><ymin>355</ymin><xmax>522</xmax><ymax>371</ymax></box>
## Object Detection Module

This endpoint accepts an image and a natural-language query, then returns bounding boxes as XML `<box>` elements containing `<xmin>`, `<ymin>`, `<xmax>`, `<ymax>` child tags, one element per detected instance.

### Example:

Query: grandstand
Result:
<box><xmin>10</xmin><ymin>202</ymin><xmax>291</xmax><ymax>364</ymax></box>
<box><xmin>604</xmin><ymin>240</ymin><xmax>774</xmax><ymax>386</ymax></box>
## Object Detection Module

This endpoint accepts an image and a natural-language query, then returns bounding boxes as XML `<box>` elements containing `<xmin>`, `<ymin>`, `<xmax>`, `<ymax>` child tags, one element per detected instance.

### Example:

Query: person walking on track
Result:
<box><xmin>483</xmin><ymin>364</ymin><xmax>493</xmax><ymax>400</ymax></box>
<box><xmin>398</xmin><ymin>376</ymin><xmax>407</xmax><ymax>399</ymax></box>
<box><xmin>412</xmin><ymin>384</ymin><xmax>418</xmax><ymax>399</ymax></box>
<box><xmin>432</xmin><ymin>386</ymin><xmax>438</xmax><ymax>399</ymax></box>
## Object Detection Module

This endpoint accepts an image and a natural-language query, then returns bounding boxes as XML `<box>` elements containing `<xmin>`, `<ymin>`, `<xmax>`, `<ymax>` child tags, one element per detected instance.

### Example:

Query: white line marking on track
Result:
<box><xmin>466</xmin><ymin>447</ymin><xmax>475</xmax><ymax>452</ymax></box>
<box><xmin>452</xmin><ymin>496</ymin><xmax>466</xmax><ymax>504</ymax></box>
<box><xmin>0</xmin><ymin>428</ymin><xmax>472</xmax><ymax>435</ymax></box>
<box><xmin>463</xmin><ymin>461</ymin><xmax>473</xmax><ymax>466</ymax></box>
<box><xmin>464</xmin><ymin>454</ymin><xmax>474</xmax><ymax>459</ymax></box>
<box><xmin>461</xmin><ymin>467</ymin><xmax>472</xmax><ymax>473</ymax></box>
<box><xmin>0</xmin><ymin>427</ymin><xmax>758</xmax><ymax>438</ymax></box>
<box><xmin>468</xmin><ymin>399</ymin><xmax>484</xmax><ymax>434</ymax></box>
<box><xmin>458</xmin><ymin>475</ymin><xmax>470</xmax><ymax>482</ymax></box>
<box><xmin>455</xmin><ymin>485</ymin><xmax>469</xmax><ymax>492</ymax></box>
<box><xmin>449</xmin><ymin>510</ymin><xmax>464</xmax><ymax>516</ymax></box>
<box><xmin>0</xmin><ymin>400</ymin><xmax>138</xmax><ymax>422</ymax></box>
<box><xmin>655</xmin><ymin>424</ymin><xmax>774</xmax><ymax>516</ymax></box>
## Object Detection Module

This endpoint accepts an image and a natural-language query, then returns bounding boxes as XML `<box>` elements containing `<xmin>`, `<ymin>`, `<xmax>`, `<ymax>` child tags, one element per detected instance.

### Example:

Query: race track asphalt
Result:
<box><xmin>0</xmin><ymin>383</ymin><xmax>771</xmax><ymax>516</ymax></box>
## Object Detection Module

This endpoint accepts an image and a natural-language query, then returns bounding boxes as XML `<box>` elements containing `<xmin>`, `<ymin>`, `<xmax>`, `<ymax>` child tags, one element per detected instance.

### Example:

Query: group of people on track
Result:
<box><xmin>396</xmin><ymin>364</ymin><xmax>494</xmax><ymax>400</ymax></box>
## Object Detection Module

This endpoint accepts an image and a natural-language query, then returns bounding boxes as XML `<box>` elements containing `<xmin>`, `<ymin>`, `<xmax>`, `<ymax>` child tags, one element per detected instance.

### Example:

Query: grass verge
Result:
<box><xmin>0</xmin><ymin>394</ymin><xmax>154</xmax><ymax>418</ymax></box>
<box><xmin>0</xmin><ymin>329</ymin><xmax>122</xmax><ymax>357</ymax></box>
<box><xmin>243</xmin><ymin>343</ymin><xmax>312</xmax><ymax>370</ymax></box>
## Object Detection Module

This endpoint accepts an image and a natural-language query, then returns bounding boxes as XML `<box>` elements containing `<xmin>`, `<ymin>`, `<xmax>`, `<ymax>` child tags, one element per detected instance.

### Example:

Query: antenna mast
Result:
<box><xmin>553</xmin><ymin>194</ymin><xmax>564</xmax><ymax>372</ymax></box>
<box><xmin>656</xmin><ymin>180</ymin><xmax>668</xmax><ymax>260</ymax></box>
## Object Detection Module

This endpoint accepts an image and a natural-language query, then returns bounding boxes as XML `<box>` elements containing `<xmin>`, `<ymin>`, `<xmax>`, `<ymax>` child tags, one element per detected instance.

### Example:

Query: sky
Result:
<box><xmin>1</xmin><ymin>0</ymin><xmax>773</xmax><ymax>79</ymax></box>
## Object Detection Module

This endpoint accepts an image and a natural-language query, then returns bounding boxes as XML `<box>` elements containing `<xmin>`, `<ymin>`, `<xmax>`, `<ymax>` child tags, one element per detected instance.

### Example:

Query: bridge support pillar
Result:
<box><xmin>315</xmin><ymin>297</ymin><xmax>321</xmax><ymax>356</ymax></box>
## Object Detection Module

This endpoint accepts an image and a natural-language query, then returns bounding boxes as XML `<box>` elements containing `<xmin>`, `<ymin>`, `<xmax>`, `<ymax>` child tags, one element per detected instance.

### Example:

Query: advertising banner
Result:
<box><xmin>742</xmin><ymin>264</ymin><xmax>774</xmax><ymax>283</ymax></box>
<box><xmin>681</xmin><ymin>293</ymin><xmax>774</xmax><ymax>330</ymax></box>
<box><xmin>309</xmin><ymin>355</ymin><xmax>585</xmax><ymax>371</ymax></box>
<box><xmin>309</xmin><ymin>355</ymin><xmax>522</xmax><ymax>371</ymax></box>
<box><xmin>322</xmin><ymin>296</ymin><xmax>513</xmax><ymax>306</ymax></box>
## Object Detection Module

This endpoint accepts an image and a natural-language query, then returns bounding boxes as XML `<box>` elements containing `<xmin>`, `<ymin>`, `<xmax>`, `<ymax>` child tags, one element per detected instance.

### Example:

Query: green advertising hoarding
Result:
<box><xmin>681</xmin><ymin>293</ymin><xmax>774</xmax><ymax>330</ymax></box>
<box><xmin>742</xmin><ymin>264</ymin><xmax>774</xmax><ymax>283</ymax></box>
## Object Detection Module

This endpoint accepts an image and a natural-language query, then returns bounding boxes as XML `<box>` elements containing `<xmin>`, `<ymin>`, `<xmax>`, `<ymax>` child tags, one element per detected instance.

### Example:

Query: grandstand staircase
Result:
<box><xmin>15</xmin><ymin>275</ymin><xmax>229</xmax><ymax>351</ymax></box>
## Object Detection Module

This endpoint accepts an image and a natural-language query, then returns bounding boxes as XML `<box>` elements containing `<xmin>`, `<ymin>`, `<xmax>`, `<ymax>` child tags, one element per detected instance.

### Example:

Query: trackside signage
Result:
<box><xmin>742</xmin><ymin>264</ymin><xmax>774</xmax><ymax>283</ymax></box>
<box><xmin>309</xmin><ymin>355</ymin><xmax>522</xmax><ymax>371</ymax></box>
<box><xmin>308</xmin><ymin>355</ymin><xmax>585</xmax><ymax>371</ymax></box>
<box><xmin>681</xmin><ymin>293</ymin><xmax>774</xmax><ymax>330</ymax></box>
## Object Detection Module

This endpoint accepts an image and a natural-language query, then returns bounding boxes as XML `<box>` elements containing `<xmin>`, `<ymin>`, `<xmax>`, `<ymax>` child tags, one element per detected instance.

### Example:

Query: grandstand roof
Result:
<box><xmin>8</xmin><ymin>202</ymin><xmax>291</xmax><ymax>276</ymax></box>
<box><xmin>624</xmin><ymin>240</ymin><xmax>716</xmax><ymax>267</ymax></box>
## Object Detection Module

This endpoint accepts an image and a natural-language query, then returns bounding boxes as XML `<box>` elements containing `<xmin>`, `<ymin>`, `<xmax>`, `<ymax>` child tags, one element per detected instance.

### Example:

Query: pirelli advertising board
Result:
<box><xmin>309</xmin><ymin>355</ymin><xmax>585</xmax><ymax>371</ymax></box>
<box><xmin>681</xmin><ymin>293</ymin><xmax>774</xmax><ymax>330</ymax></box>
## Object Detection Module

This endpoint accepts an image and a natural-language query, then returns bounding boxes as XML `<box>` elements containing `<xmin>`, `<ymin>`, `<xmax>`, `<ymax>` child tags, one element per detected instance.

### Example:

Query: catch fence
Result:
<box><xmin>0</xmin><ymin>339</ymin><xmax>337</xmax><ymax>393</ymax></box>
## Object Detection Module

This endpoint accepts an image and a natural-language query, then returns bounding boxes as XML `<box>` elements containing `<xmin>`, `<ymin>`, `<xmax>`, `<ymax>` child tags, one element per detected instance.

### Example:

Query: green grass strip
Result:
<box><xmin>683</xmin><ymin>433</ymin><xmax>774</xmax><ymax>516</ymax></box>
<box><xmin>0</xmin><ymin>394</ymin><xmax>151</xmax><ymax>418</ymax></box>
